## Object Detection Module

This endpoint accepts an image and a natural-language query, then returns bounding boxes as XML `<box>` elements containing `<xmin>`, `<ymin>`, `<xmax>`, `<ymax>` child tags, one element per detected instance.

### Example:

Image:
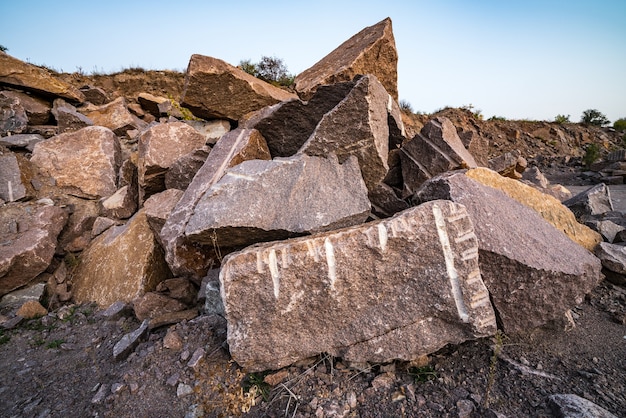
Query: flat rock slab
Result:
<box><xmin>185</xmin><ymin>154</ymin><xmax>370</xmax><ymax>248</ymax></box>
<box><xmin>465</xmin><ymin>167</ymin><xmax>602</xmax><ymax>251</ymax></box>
<box><xmin>72</xmin><ymin>210</ymin><xmax>171</xmax><ymax>307</ymax></box>
<box><xmin>84</xmin><ymin>97</ymin><xmax>143</xmax><ymax>136</ymax></box>
<box><xmin>221</xmin><ymin>200</ymin><xmax>496</xmax><ymax>372</ymax></box>
<box><xmin>0</xmin><ymin>203</ymin><xmax>68</xmax><ymax>296</ymax></box>
<box><xmin>415</xmin><ymin>171</ymin><xmax>602</xmax><ymax>333</ymax></box>
<box><xmin>564</xmin><ymin>183</ymin><xmax>614</xmax><ymax>220</ymax></box>
<box><xmin>30</xmin><ymin>126</ymin><xmax>121</xmax><ymax>199</ymax></box>
<box><xmin>180</xmin><ymin>54</ymin><xmax>296</xmax><ymax>121</ymax></box>
<box><xmin>295</xmin><ymin>17</ymin><xmax>398</xmax><ymax>101</ymax></box>
<box><xmin>0</xmin><ymin>152</ymin><xmax>27</xmax><ymax>202</ymax></box>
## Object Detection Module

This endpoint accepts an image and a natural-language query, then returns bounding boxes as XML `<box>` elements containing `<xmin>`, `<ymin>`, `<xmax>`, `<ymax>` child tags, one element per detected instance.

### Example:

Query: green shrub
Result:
<box><xmin>613</xmin><ymin>118</ymin><xmax>626</xmax><ymax>132</ymax></box>
<box><xmin>0</xmin><ymin>45</ymin><xmax>7</xmax><ymax>52</ymax></box>
<box><xmin>583</xmin><ymin>143</ymin><xmax>601</xmax><ymax>167</ymax></box>
<box><xmin>554</xmin><ymin>114</ymin><xmax>570</xmax><ymax>124</ymax></box>
<box><xmin>488</xmin><ymin>116</ymin><xmax>506</xmax><ymax>121</ymax></box>
<box><xmin>581</xmin><ymin>109</ymin><xmax>610</xmax><ymax>126</ymax></box>
<box><xmin>239</xmin><ymin>56</ymin><xmax>294</xmax><ymax>87</ymax></box>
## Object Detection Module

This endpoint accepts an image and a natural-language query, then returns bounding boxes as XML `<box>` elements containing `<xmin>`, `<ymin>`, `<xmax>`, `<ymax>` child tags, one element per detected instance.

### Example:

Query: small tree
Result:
<box><xmin>399</xmin><ymin>99</ymin><xmax>413</xmax><ymax>113</ymax></box>
<box><xmin>580</xmin><ymin>109</ymin><xmax>610</xmax><ymax>126</ymax></box>
<box><xmin>613</xmin><ymin>118</ymin><xmax>626</xmax><ymax>132</ymax></box>
<box><xmin>554</xmin><ymin>114</ymin><xmax>570</xmax><ymax>124</ymax></box>
<box><xmin>238</xmin><ymin>59</ymin><xmax>258</xmax><ymax>77</ymax></box>
<box><xmin>238</xmin><ymin>56</ymin><xmax>294</xmax><ymax>87</ymax></box>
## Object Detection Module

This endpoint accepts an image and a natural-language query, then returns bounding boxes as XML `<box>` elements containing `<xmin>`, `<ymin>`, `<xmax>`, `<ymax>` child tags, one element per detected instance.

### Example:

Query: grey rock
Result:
<box><xmin>564</xmin><ymin>183</ymin><xmax>613</xmax><ymax>220</ymax></box>
<box><xmin>221</xmin><ymin>200</ymin><xmax>496</xmax><ymax>371</ymax></box>
<box><xmin>1</xmin><ymin>90</ymin><xmax>51</xmax><ymax>125</ymax></box>
<box><xmin>584</xmin><ymin>219</ymin><xmax>624</xmax><ymax>243</ymax></box>
<box><xmin>161</xmin><ymin>128</ymin><xmax>272</xmax><ymax>278</ymax></box>
<box><xmin>98</xmin><ymin>185</ymin><xmax>137</xmax><ymax>220</ymax></box>
<box><xmin>79</xmin><ymin>85</ymin><xmax>110</xmax><ymax>105</ymax></box>
<box><xmin>51</xmin><ymin>98</ymin><xmax>93</xmax><ymax>132</ymax></box>
<box><xmin>595</xmin><ymin>242</ymin><xmax>626</xmax><ymax>275</ymax></box>
<box><xmin>0</xmin><ymin>282</ymin><xmax>46</xmax><ymax>309</ymax></box>
<box><xmin>415</xmin><ymin>171</ymin><xmax>603</xmax><ymax>333</ymax></box>
<box><xmin>97</xmin><ymin>301</ymin><xmax>132</xmax><ymax>321</ymax></box>
<box><xmin>521</xmin><ymin>166</ymin><xmax>549</xmax><ymax>189</ymax></box>
<box><xmin>202</xmin><ymin>269</ymin><xmax>224</xmax><ymax>316</ymax></box>
<box><xmin>0</xmin><ymin>91</ymin><xmax>28</xmax><ymax>135</ymax></box>
<box><xmin>164</xmin><ymin>147</ymin><xmax>211</xmax><ymax>191</ymax></box>
<box><xmin>113</xmin><ymin>319</ymin><xmax>149</xmax><ymax>361</ymax></box>
<box><xmin>0</xmin><ymin>151</ymin><xmax>27</xmax><ymax>202</ymax></box>
<box><xmin>185</xmin><ymin>153</ymin><xmax>371</xmax><ymax>249</ymax></box>
<box><xmin>488</xmin><ymin>150</ymin><xmax>527</xmax><ymax>180</ymax></box>
<box><xmin>91</xmin><ymin>216</ymin><xmax>122</xmax><ymax>238</ymax></box>
<box><xmin>548</xmin><ymin>393</ymin><xmax>618</xmax><ymax>418</ymax></box>
<box><xmin>0</xmin><ymin>133</ymin><xmax>45</xmax><ymax>150</ymax></box>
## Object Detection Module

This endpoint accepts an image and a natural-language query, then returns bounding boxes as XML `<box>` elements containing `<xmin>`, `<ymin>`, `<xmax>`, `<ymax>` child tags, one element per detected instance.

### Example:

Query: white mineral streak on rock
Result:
<box><xmin>377</xmin><ymin>223</ymin><xmax>388</xmax><ymax>253</ymax></box>
<box><xmin>324</xmin><ymin>237</ymin><xmax>337</xmax><ymax>290</ymax></box>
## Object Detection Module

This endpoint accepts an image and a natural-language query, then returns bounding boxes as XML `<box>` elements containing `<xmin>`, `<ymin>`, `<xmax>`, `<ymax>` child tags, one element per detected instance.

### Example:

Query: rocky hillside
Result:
<box><xmin>1</xmin><ymin>17</ymin><xmax>625</xmax><ymax>418</ymax></box>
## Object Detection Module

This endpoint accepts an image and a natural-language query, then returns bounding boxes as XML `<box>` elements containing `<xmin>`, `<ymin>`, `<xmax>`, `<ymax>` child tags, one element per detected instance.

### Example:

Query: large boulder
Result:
<box><xmin>30</xmin><ymin>126</ymin><xmax>121</xmax><ymax>199</ymax></box>
<box><xmin>0</xmin><ymin>52</ymin><xmax>85</xmax><ymax>103</ymax></box>
<box><xmin>161</xmin><ymin>128</ymin><xmax>272</xmax><ymax>278</ymax></box>
<box><xmin>400</xmin><ymin>117</ymin><xmax>477</xmax><ymax>197</ymax></box>
<box><xmin>72</xmin><ymin>210</ymin><xmax>171</xmax><ymax>307</ymax></box>
<box><xmin>137</xmin><ymin>121</ymin><xmax>207</xmax><ymax>201</ymax></box>
<box><xmin>0</xmin><ymin>151</ymin><xmax>28</xmax><ymax>202</ymax></box>
<box><xmin>0</xmin><ymin>91</ymin><xmax>28</xmax><ymax>135</ymax></box>
<box><xmin>84</xmin><ymin>97</ymin><xmax>145</xmax><ymax>136</ymax></box>
<box><xmin>465</xmin><ymin>167</ymin><xmax>602</xmax><ymax>251</ymax></box>
<box><xmin>221</xmin><ymin>200</ymin><xmax>496</xmax><ymax>372</ymax></box>
<box><xmin>1</xmin><ymin>90</ymin><xmax>51</xmax><ymax>125</ymax></box>
<box><xmin>299</xmin><ymin>74</ymin><xmax>391</xmax><ymax>192</ymax></box>
<box><xmin>180</xmin><ymin>54</ymin><xmax>296</xmax><ymax>121</ymax></box>
<box><xmin>185</xmin><ymin>154</ymin><xmax>371</xmax><ymax>249</ymax></box>
<box><xmin>294</xmin><ymin>18</ymin><xmax>398</xmax><ymax>102</ymax></box>
<box><xmin>0</xmin><ymin>202</ymin><xmax>68</xmax><ymax>296</ymax></box>
<box><xmin>415</xmin><ymin>171</ymin><xmax>602</xmax><ymax>333</ymax></box>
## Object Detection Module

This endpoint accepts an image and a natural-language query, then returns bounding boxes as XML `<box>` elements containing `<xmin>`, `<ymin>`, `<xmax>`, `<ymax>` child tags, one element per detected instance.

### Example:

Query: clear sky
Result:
<box><xmin>1</xmin><ymin>0</ymin><xmax>624</xmax><ymax>123</ymax></box>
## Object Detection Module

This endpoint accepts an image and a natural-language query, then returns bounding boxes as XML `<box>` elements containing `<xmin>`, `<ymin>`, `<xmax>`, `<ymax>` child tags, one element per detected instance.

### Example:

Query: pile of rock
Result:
<box><xmin>0</xmin><ymin>17</ymin><xmax>613</xmax><ymax>373</ymax></box>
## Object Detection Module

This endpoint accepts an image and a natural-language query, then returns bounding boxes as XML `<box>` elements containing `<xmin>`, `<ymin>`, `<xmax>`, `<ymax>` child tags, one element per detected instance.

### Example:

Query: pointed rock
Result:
<box><xmin>465</xmin><ymin>167</ymin><xmax>602</xmax><ymax>251</ymax></box>
<box><xmin>31</xmin><ymin>126</ymin><xmax>121</xmax><ymax>199</ymax></box>
<box><xmin>84</xmin><ymin>97</ymin><xmax>145</xmax><ymax>136</ymax></box>
<box><xmin>144</xmin><ymin>188</ymin><xmax>184</xmax><ymax>243</ymax></box>
<box><xmin>113</xmin><ymin>319</ymin><xmax>149</xmax><ymax>361</ymax></box>
<box><xmin>183</xmin><ymin>120</ymin><xmax>230</xmax><ymax>146</ymax></box>
<box><xmin>595</xmin><ymin>242</ymin><xmax>626</xmax><ymax>275</ymax></box>
<box><xmin>185</xmin><ymin>154</ymin><xmax>371</xmax><ymax>248</ymax></box>
<box><xmin>299</xmin><ymin>74</ymin><xmax>391</xmax><ymax>191</ymax></box>
<box><xmin>180</xmin><ymin>54</ymin><xmax>296</xmax><ymax>121</ymax></box>
<box><xmin>415</xmin><ymin>171</ymin><xmax>602</xmax><ymax>333</ymax></box>
<box><xmin>0</xmin><ymin>52</ymin><xmax>85</xmax><ymax>102</ymax></box>
<box><xmin>138</xmin><ymin>121</ymin><xmax>207</xmax><ymax>202</ymax></box>
<box><xmin>72</xmin><ymin>210</ymin><xmax>171</xmax><ymax>307</ymax></box>
<box><xmin>161</xmin><ymin>128</ymin><xmax>272</xmax><ymax>278</ymax></box>
<box><xmin>0</xmin><ymin>202</ymin><xmax>68</xmax><ymax>296</ymax></box>
<box><xmin>51</xmin><ymin>98</ymin><xmax>93</xmax><ymax>132</ymax></box>
<box><xmin>400</xmin><ymin>117</ymin><xmax>477</xmax><ymax>196</ymax></box>
<box><xmin>0</xmin><ymin>151</ymin><xmax>28</xmax><ymax>202</ymax></box>
<box><xmin>548</xmin><ymin>394</ymin><xmax>618</xmax><ymax>418</ymax></box>
<box><xmin>564</xmin><ymin>183</ymin><xmax>613</xmax><ymax>220</ymax></box>
<box><xmin>295</xmin><ymin>18</ymin><xmax>398</xmax><ymax>101</ymax></box>
<box><xmin>221</xmin><ymin>200</ymin><xmax>496</xmax><ymax>372</ymax></box>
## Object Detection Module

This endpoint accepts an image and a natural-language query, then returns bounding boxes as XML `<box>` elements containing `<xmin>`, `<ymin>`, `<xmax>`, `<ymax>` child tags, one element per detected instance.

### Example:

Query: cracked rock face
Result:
<box><xmin>220</xmin><ymin>200</ymin><xmax>496</xmax><ymax>372</ymax></box>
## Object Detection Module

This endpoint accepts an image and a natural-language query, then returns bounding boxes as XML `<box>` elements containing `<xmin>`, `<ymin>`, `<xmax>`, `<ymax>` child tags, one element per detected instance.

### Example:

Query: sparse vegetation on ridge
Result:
<box><xmin>239</xmin><ymin>56</ymin><xmax>295</xmax><ymax>87</ymax></box>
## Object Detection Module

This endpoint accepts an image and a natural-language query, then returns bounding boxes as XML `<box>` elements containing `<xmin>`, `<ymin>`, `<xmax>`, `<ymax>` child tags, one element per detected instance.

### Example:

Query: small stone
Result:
<box><xmin>370</xmin><ymin>373</ymin><xmax>396</xmax><ymax>391</ymax></box>
<box><xmin>91</xmin><ymin>384</ymin><xmax>108</xmax><ymax>404</ymax></box>
<box><xmin>113</xmin><ymin>319</ymin><xmax>149</xmax><ymax>361</ymax></box>
<box><xmin>391</xmin><ymin>391</ymin><xmax>406</xmax><ymax>402</ymax></box>
<box><xmin>187</xmin><ymin>347</ymin><xmax>205</xmax><ymax>369</ymax></box>
<box><xmin>16</xmin><ymin>300</ymin><xmax>47</xmax><ymax>319</ymax></box>
<box><xmin>163</xmin><ymin>328</ymin><xmax>183</xmax><ymax>351</ymax></box>
<box><xmin>176</xmin><ymin>383</ymin><xmax>193</xmax><ymax>398</ymax></box>
<box><xmin>111</xmin><ymin>383</ymin><xmax>125</xmax><ymax>394</ymax></box>
<box><xmin>180</xmin><ymin>350</ymin><xmax>190</xmax><ymax>361</ymax></box>
<box><xmin>166</xmin><ymin>373</ymin><xmax>180</xmax><ymax>387</ymax></box>
<box><xmin>456</xmin><ymin>399</ymin><xmax>475</xmax><ymax>418</ymax></box>
<box><xmin>347</xmin><ymin>391</ymin><xmax>357</xmax><ymax>409</ymax></box>
<box><xmin>263</xmin><ymin>370</ymin><xmax>290</xmax><ymax>386</ymax></box>
<box><xmin>129</xmin><ymin>382</ymin><xmax>139</xmax><ymax>393</ymax></box>
<box><xmin>98</xmin><ymin>301</ymin><xmax>132</xmax><ymax>321</ymax></box>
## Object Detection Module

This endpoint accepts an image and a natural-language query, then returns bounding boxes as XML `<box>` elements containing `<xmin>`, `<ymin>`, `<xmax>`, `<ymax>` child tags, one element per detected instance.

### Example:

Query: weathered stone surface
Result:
<box><xmin>51</xmin><ymin>98</ymin><xmax>93</xmax><ymax>132</ymax></box>
<box><xmin>16</xmin><ymin>300</ymin><xmax>47</xmax><ymax>319</ymax></box>
<box><xmin>0</xmin><ymin>151</ymin><xmax>27</xmax><ymax>202</ymax></box>
<box><xmin>0</xmin><ymin>282</ymin><xmax>46</xmax><ymax>310</ymax></box>
<box><xmin>368</xmin><ymin>182</ymin><xmax>409</xmax><ymax>218</ymax></box>
<box><xmin>465</xmin><ymin>167</ymin><xmax>602</xmax><ymax>251</ymax></box>
<box><xmin>415</xmin><ymin>171</ymin><xmax>602</xmax><ymax>333</ymax></box>
<box><xmin>98</xmin><ymin>185</ymin><xmax>137</xmax><ymax>219</ymax></box>
<box><xmin>564</xmin><ymin>183</ymin><xmax>613</xmax><ymax>220</ymax></box>
<box><xmin>294</xmin><ymin>18</ymin><xmax>398</xmax><ymax>102</ymax></box>
<box><xmin>1</xmin><ymin>90</ymin><xmax>51</xmax><ymax>125</ymax></box>
<box><xmin>0</xmin><ymin>91</ymin><xmax>28</xmax><ymax>135</ymax></box>
<box><xmin>595</xmin><ymin>242</ymin><xmax>626</xmax><ymax>275</ymax></box>
<box><xmin>144</xmin><ymin>189</ymin><xmax>184</xmax><ymax>239</ymax></box>
<box><xmin>183</xmin><ymin>120</ymin><xmax>230</xmax><ymax>146</ymax></box>
<box><xmin>0</xmin><ymin>202</ymin><xmax>68</xmax><ymax>296</ymax></box>
<box><xmin>521</xmin><ymin>166</ymin><xmax>549</xmax><ymax>189</ymax></box>
<box><xmin>0</xmin><ymin>133</ymin><xmax>45</xmax><ymax>150</ymax></box>
<box><xmin>31</xmin><ymin>126</ymin><xmax>121</xmax><ymax>199</ymax></box>
<box><xmin>57</xmin><ymin>197</ymin><xmax>99</xmax><ymax>252</ymax></box>
<box><xmin>186</xmin><ymin>154</ymin><xmax>371</xmax><ymax>248</ymax></box>
<box><xmin>79</xmin><ymin>85</ymin><xmax>110</xmax><ymax>105</ymax></box>
<box><xmin>138</xmin><ymin>121</ymin><xmax>207</xmax><ymax>201</ymax></box>
<box><xmin>202</xmin><ymin>269</ymin><xmax>224</xmax><ymax>316</ymax></box>
<box><xmin>221</xmin><ymin>200</ymin><xmax>496</xmax><ymax>371</ymax></box>
<box><xmin>243</xmin><ymin>80</ymin><xmax>357</xmax><ymax>158</ymax></box>
<box><xmin>148</xmin><ymin>309</ymin><xmax>198</xmax><ymax>330</ymax></box>
<box><xmin>585</xmin><ymin>219</ymin><xmax>624</xmax><ymax>243</ymax></box>
<box><xmin>91</xmin><ymin>216</ymin><xmax>121</xmax><ymax>238</ymax></box>
<box><xmin>299</xmin><ymin>75</ymin><xmax>390</xmax><ymax>191</ymax></box>
<box><xmin>164</xmin><ymin>147</ymin><xmax>211</xmax><ymax>191</ymax></box>
<box><xmin>161</xmin><ymin>128</ymin><xmax>272</xmax><ymax>278</ymax></box>
<box><xmin>84</xmin><ymin>97</ymin><xmax>145</xmax><ymax>136</ymax></box>
<box><xmin>133</xmin><ymin>292</ymin><xmax>188</xmax><ymax>321</ymax></box>
<box><xmin>488</xmin><ymin>150</ymin><xmax>527</xmax><ymax>179</ymax></box>
<box><xmin>155</xmin><ymin>278</ymin><xmax>197</xmax><ymax>306</ymax></box>
<box><xmin>0</xmin><ymin>52</ymin><xmax>85</xmax><ymax>102</ymax></box>
<box><xmin>548</xmin><ymin>394</ymin><xmax>618</xmax><ymax>418</ymax></box>
<box><xmin>180</xmin><ymin>54</ymin><xmax>296</xmax><ymax>121</ymax></box>
<box><xmin>97</xmin><ymin>301</ymin><xmax>133</xmax><ymax>321</ymax></box>
<box><xmin>137</xmin><ymin>92</ymin><xmax>169</xmax><ymax>117</ymax></box>
<box><xmin>400</xmin><ymin>117</ymin><xmax>477</xmax><ymax>197</ymax></box>
<box><xmin>72</xmin><ymin>210</ymin><xmax>171</xmax><ymax>307</ymax></box>
<box><xmin>113</xmin><ymin>319</ymin><xmax>149</xmax><ymax>361</ymax></box>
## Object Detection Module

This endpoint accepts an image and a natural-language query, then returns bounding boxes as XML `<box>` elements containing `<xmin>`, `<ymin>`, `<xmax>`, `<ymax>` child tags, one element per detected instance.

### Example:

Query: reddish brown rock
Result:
<box><xmin>1</xmin><ymin>90</ymin><xmax>51</xmax><ymax>125</ymax></box>
<box><xmin>98</xmin><ymin>185</ymin><xmax>137</xmax><ymax>220</ymax></box>
<box><xmin>79</xmin><ymin>85</ymin><xmax>110</xmax><ymax>105</ymax></box>
<box><xmin>72</xmin><ymin>210</ymin><xmax>171</xmax><ymax>307</ymax></box>
<box><xmin>0</xmin><ymin>151</ymin><xmax>28</xmax><ymax>202</ymax></box>
<box><xmin>51</xmin><ymin>99</ymin><xmax>93</xmax><ymax>132</ymax></box>
<box><xmin>180</xmin><ymin>54</ymin><xmax>297</xmax><ymax>121</ymax></box>
<box><xmin>488</xmin><ymin>150</ymin><xmax>527</xmax><ymax>180</ymax></box>
<box><xmin>16</xmin><ymin>300</ymin><xmax>47</xmax><ymax>319</ymax></box>
<box><xmin>137</xmin><ymin>93</ymin><xmax>170</xmax><ymax>117</ymax></box>
<box><xmin>415</xmin><ymin>171</ymin><xmax>602</xmax><ymax>333</ymax></box>
<box><xmin>155</xmin><ymin>278</ymin><xmax>197</xmax><ymax>306</ymax></box>
<box><xmin>57</xmin><ymin>197</ymin><xmax>99</xmax><ymax>252</ymax></box>
<box><xmin>133</xmin><ymin>292</ymin><xmax>187</xmax><ymax>321</ymax></box>
<box><xmin>0</xmin><ymin>202</ymin><xmax>68</xmax><ymax>296</ymax></box>
<box><xmin>0</xmin><ymin>91</ymin><xmax>28</xmax><ymax>135</ymax></box>
<box><xmin>0</xmin><ymin>52</ymin><xmax>85</xmax><ymax>102</ymax></box>
<box><xmin>294</xmin><ymin>18</ymin><xmax>398</xmax><ymax>101</ymax></box>
<box><xmin>84</xmin><ymin>97</ymin><xmax>145</xmax><ymax>136</ymax></box>
<box><xmin>221</xmin><ymin>200</ymin><xmax>496</xmax><ymax>371</ymax></box>
<box><xmin>144</xmin><ymin>189</ymin><xmax>184</xmax><ymax>240</ymax></box>
<box><xmin>31</xmin><ymin>126</ymin><xmax>121</xmax><ymax>199</ymax></box>
<box><xmin>161</xmin><ymin>128</ymin><xmax>271</xmax><ymax>278</ymax></box>
<box><xmin>138</xmin><ymin>121</ymin><xmax>207</xmax><ymax>202</ymax></box>
<box><xmin>164</xmin><ymin>147</ymin><xmax>211</xmax><ymax>191</ymax></box>
<box><xmin>400</xmin><ymin>117</ymin><xmax>477</xmax><ymax>197</ymax></box>
<box><xmin>185</xmin><ymin>154</ymin><xmax>371</xmax><ymax>248</ymax></box>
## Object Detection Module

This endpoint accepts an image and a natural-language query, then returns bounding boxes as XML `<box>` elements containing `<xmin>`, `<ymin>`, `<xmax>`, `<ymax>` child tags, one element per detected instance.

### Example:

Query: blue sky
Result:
<box><xmin>1</xmin><ymin>0</ymin><xmax>624</xmax><ymax>123</ymax></box>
